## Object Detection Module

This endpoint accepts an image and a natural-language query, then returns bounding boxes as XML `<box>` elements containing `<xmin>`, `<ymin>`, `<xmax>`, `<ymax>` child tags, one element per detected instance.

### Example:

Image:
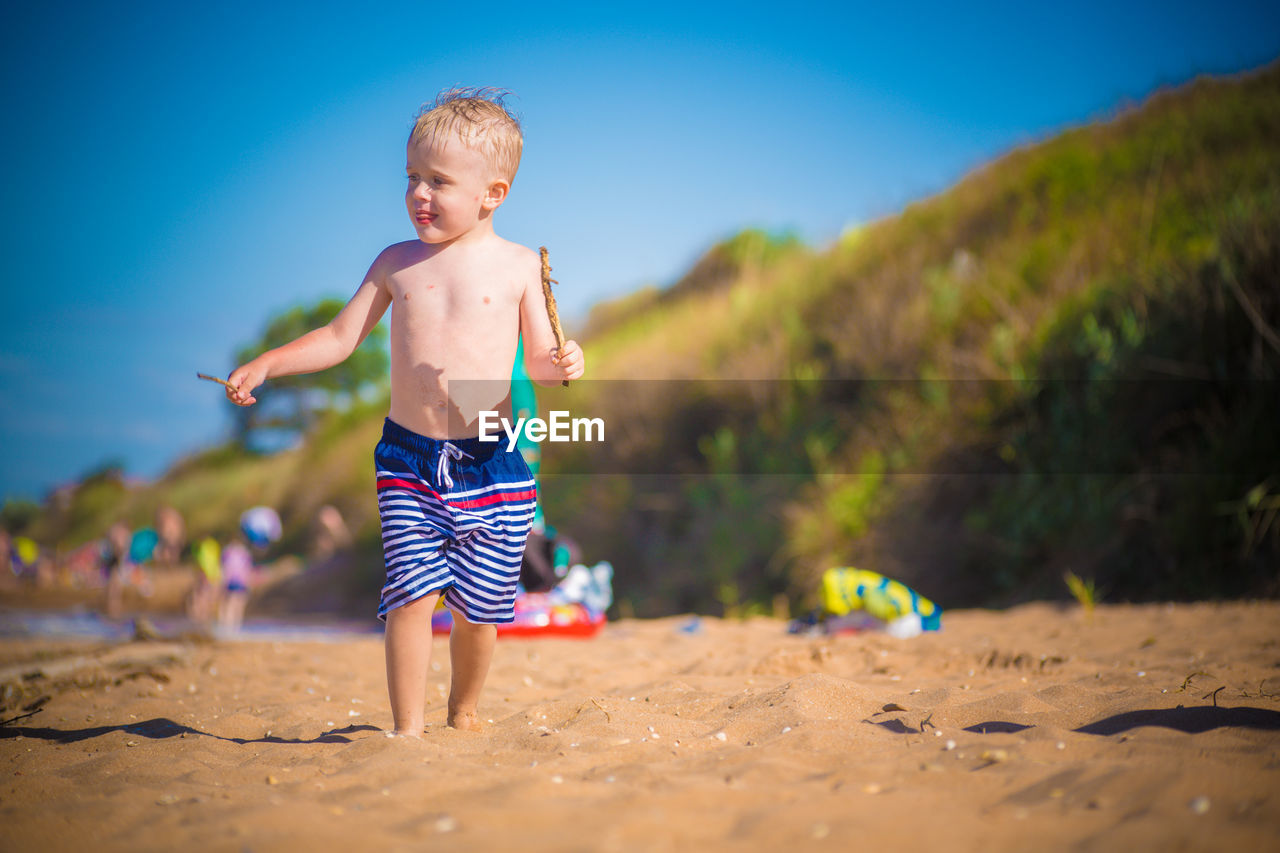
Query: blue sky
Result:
<box><xmin>1</xmin><ymin>0</ymin><xmax>1278</xmax><ymax>504</ymax></box>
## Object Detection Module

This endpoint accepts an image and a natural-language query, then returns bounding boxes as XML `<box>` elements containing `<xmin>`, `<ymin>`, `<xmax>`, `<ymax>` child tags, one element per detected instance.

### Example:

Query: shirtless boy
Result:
<box><xmin>226</xmin><ymin>88</ymin><xmax>585</xmax><ymax>736</ymax></box>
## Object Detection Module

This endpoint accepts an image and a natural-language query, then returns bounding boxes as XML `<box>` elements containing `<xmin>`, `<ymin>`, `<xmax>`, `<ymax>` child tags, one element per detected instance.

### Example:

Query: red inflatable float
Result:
<box><xmin>430</xmin><ymin>591</ymin><xmax>605</xmax><ymax>638</ymax></box>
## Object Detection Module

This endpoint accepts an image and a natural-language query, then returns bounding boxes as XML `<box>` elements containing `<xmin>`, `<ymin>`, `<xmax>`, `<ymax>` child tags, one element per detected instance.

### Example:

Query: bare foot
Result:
<box><xmin>386</xmin><ymin>729</ymin><xmax>424</xmax><ymax>739</ymax></box>
<box><xmin>446</xmin><ymin>710</ymin><xmax>483</xmax><ymax>732</ymax></box>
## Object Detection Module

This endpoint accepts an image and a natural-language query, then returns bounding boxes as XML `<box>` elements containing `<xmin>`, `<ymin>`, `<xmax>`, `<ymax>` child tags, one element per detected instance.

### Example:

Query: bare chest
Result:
<box><xmin>387</xmin><ymin>265</ymin><xmax>520</xmax><ymax>329</ymax></box>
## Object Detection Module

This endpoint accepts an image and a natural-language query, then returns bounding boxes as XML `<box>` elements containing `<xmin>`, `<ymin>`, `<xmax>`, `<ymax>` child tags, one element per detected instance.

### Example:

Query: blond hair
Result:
<box><xmin>410</xmin><ymin>87</ymin><xmax>523</xmax><ymax>183</ymax></box>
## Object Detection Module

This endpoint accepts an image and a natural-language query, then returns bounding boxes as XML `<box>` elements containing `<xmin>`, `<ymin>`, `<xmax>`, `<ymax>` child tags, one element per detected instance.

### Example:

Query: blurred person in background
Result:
<box><xmin>311</xmin><ymin>504</ymin><xmax>352</xmax><ymax>561</ymax></box>
<box><xmin>101</xmin><ymin>522</ymin><xmax>131</xmax><ymax>618</ymax></box>
<box><xmin>154</xmin><ymin>505</ymin><xmax>187</xmax><ymax>568</ymax></box>
<box><xmin>189</xmin><ymin>536</ymin><xmax>222</xmax><ymax>624</ymax></box>
<box><xmin>218</xmin><ymin>535</ymin><xmax>254</xmax><ymax>634</ymax></box>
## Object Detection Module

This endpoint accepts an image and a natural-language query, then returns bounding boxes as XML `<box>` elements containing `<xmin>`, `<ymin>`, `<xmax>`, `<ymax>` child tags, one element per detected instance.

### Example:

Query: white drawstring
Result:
<box><xmin>435</xmin><ymin>442</ymin><xmax>473</xmax><ymax>490</ymax></box>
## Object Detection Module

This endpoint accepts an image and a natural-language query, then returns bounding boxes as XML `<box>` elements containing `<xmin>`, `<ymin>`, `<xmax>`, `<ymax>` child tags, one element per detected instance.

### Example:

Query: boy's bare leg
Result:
<box><xmin>447</xmin><ymin>614</ymin><xmax>497</xmax><ymax>731</ymax></box>
<box><xmin>384</xmin><ymin>592</ymin><xmax>440</xmax><ymax>737</ymax></box>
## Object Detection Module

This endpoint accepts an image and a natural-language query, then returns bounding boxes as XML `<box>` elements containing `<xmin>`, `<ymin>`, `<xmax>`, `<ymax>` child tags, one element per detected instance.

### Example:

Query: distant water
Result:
<box><xmin>0</xmin><ymin>607</ymin><xmax>382</xmax><ymax>642</ymax></box>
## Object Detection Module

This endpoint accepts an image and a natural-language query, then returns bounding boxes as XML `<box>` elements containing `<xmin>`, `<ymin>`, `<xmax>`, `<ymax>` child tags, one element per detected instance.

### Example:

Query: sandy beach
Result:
<box><xmin>2</xmin><ymin>601</ymin><xmax>1278</xmax><ymax>852</ymax></box>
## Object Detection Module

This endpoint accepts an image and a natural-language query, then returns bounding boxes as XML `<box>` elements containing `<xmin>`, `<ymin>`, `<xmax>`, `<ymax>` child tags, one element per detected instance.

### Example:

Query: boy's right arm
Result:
<box><xmin>226</xmin><ymin>254</ymin><xmax>394</xmax><ymax>407</ymax></box>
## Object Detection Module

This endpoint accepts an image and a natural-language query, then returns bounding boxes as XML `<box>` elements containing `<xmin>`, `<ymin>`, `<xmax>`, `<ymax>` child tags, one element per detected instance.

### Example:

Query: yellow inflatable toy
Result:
<box><xmin>821</xmin><ymin>568</ymin><xmax>941</xmax><ymax>631</ymax></box>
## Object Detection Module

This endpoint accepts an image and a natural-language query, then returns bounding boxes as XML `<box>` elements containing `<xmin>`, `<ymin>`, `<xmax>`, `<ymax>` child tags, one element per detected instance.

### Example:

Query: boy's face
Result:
<box><xmin>405</xmin><ymin>137</ymin><xmax>508</xmax><ymax>245</ymax></box>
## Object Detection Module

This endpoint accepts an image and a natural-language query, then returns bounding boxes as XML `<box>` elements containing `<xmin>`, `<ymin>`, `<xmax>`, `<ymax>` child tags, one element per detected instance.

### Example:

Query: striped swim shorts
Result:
<box><xmin>375</xmin><ymin>418</ymin><xmax>538</xmax><ymax>624</ymax></box>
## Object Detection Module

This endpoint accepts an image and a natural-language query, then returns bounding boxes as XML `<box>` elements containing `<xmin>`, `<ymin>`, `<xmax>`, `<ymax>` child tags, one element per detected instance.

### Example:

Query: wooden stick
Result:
<box><xmin>196</xmin><ymin>372</ymin><xmax>237</xmax><ymax>391</ymax></box>
<box><xmin>540</xmin><ymin>246</ymin><xmax>570</xmax><ymax>387</ymax></box>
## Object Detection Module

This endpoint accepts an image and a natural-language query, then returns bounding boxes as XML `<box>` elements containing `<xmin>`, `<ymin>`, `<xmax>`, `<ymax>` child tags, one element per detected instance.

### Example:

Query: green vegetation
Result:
<box><xmin>548</xmin><ymin>62</ymin><xmax>1280</xmax><ymax>612</ymax></box>
<box><xmin>8</xmin><ymin>62</ymin><xmax>1278</xmax><ymax>615</ymax></box>
<box><xmin>1063</xmin><ymin>571</ymin><xmax>1102</xmax><ymax>620</ymax></box>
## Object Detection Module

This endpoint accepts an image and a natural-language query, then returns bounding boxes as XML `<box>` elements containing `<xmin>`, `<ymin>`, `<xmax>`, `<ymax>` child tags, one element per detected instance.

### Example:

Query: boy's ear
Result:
<box><xmin>482</xmin><ymin>179</ymin><xmax>510</xmax><ymax>210</ymax></box>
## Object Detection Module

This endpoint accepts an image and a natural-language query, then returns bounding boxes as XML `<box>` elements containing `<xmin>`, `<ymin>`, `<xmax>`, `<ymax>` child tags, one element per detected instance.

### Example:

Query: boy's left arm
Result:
<box><xmin>520</xmin><ymin>259</ymin><xmax>584</xmax><ymax>385</ymax></box>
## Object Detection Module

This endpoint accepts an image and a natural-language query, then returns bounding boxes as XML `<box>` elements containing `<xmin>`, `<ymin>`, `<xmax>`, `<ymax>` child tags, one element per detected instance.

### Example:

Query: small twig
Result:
<box><xmin>0</xmin><ymin>708</ymin><xmax>43</xmax><ymax>727</ymax></box>
<box><xmin>197</xmin><ymin>372</ymin><xmax>236</xmax><ymax>391</ymax></box>
<box><xmin>540</xmin><ymin>246</ymin><xmax>569</xmax><ymax>387</ymax></box>
<box><xmin>919</xmin><ymin>711</ymin><xmax>936</xmax><ymax>733</ymax></box>
<box><xmin>0</xmin><ymin>697</ymin><xmax>48</xmax><ymax>728</ymax></box>
<box><xmin>1177</xmin><ymin>671</ymin><xmax>1211</xmax><ymax>693</ymax></box>
<box><xmin>1202</xmin><ymin>686</ymin><xmax>1225</xmax><ymax>708</ymax></box>
<box><xmin>589</xmin><ymin>697</ymin><xmax>611</xmax><ymax>722</ymax></box>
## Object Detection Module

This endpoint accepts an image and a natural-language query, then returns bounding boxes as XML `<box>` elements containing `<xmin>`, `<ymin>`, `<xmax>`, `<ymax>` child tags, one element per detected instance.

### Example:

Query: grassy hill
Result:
<box><xmin>545</xmin><ymin>59</ymin><xmax>1280</xmax><ymax>613</ymax></box>
<box><xmin>15</xmin><ymin>61</ymin><xmax>1280</xmax><ymax>616</ymax></box>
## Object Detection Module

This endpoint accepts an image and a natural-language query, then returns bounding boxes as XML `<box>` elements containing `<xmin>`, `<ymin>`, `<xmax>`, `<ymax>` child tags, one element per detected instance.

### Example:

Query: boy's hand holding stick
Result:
<box><xmin>197</xmin><ymin>372</ymin><xmax>236</xmax><ymax>390</ymax></box>
<box><xmin>540</xmin><ymin>246</ymin><xmax>570</xmax><ymax>387</ymax></box>
<box><xmin>198</xmin><ymin>372</ymin><xmax>255</xmax><ymax>405</ymax></box>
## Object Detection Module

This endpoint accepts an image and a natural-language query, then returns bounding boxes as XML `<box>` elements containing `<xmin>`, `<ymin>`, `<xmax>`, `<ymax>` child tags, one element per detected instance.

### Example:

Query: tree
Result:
<box><xmin>0</xmin><ymin>498</ymin><xmax>40</xmax><ymax>535</ymax></box>
<box><xmin>232</xmin><ymin>298</ymin><xmax>388</xmax><ymax>450</ymax></box>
